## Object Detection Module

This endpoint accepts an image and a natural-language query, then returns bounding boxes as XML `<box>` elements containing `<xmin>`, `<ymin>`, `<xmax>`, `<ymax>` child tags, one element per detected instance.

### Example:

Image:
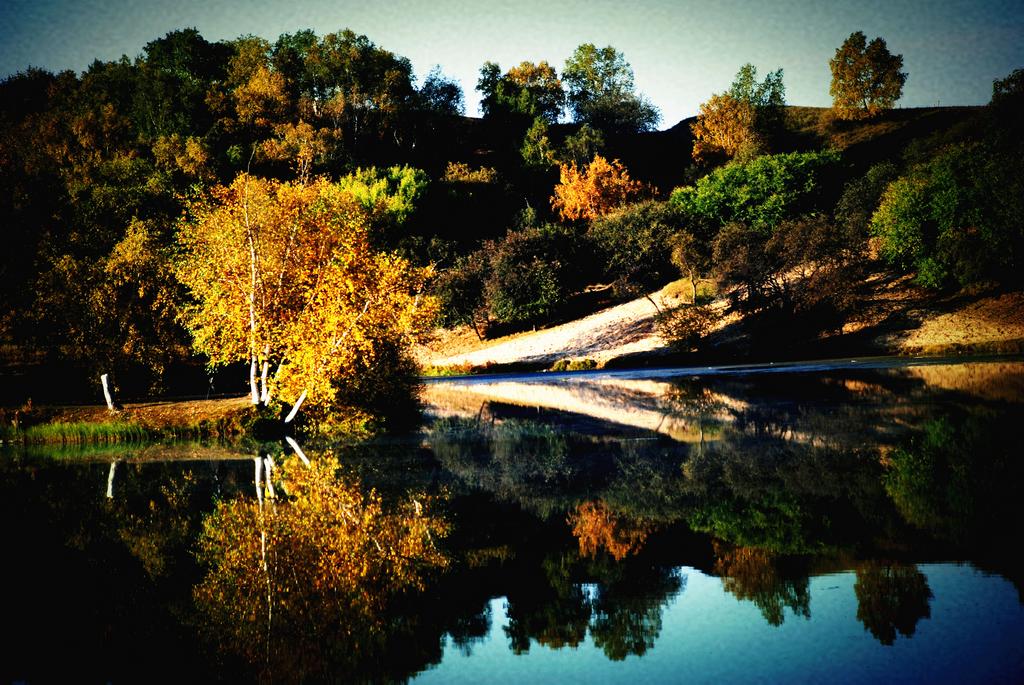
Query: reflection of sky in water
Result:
<box><xmin>417</xmin><ymin>565</ymin><xmax>1024</xmax><ymax>684</ymax></box>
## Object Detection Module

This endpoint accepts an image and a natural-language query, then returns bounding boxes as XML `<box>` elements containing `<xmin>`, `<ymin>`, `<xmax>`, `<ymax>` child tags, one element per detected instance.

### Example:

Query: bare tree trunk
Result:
<box><xmin>284</xmin><ymin>390</ymin><xmax>307</xmax><ymax>424</ymax></box>
<box><xmin>100</xmin><ymin>374</ymin><xmax>115</xmax><ymax>412</ymax></box>
<box><xmin>689</xmin><ymin>271</ymin><xmax>698</xmax><ymax>304</ymax></box>
<box><xmin>259</xmin><ymin>345</ymin><xmax>270</xmax><ymax>405</ymax></box>
<box><xmin>249</xmin><ymin>357</ymin><xmax>259</xmax><ymax>404</ymax></box>
<box><xmin>285</xmin><ymin>436</ymin><xmax>310</xmax><ymax>467</ymax></box>
<box><xmin>106</xmin><ymin>461</ymin><xmax>117</xmax><ymax>499</ymax></box>
<box><xmin>645</xmin><ymin>294</ymin><xmax>662</xmax><ymax>315</ymax></box>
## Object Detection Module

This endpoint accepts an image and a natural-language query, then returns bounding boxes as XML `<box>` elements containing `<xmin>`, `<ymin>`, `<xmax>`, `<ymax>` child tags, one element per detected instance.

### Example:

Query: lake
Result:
<box><xmin>4</xmin><ymin>357</ymin><xmax>1024</xmax><ymax>683</ymax></box>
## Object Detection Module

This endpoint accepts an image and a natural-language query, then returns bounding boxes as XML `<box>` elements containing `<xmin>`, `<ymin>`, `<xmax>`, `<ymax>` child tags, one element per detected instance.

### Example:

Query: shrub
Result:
<box><xmin>482</xmin><ymin>224</ymin><xmax>586</xmax><ymax>325</ymax></box>
<box><xmin>713</xmin><ymin>215</ymin><xmax>859</xmax><ymax>323</ymax></box>
<box><xmin>589</xmin><ymin>200</ymin><xmax>685</xmax><ymax>294</ymax></box>
<box><xmin>550</xmin><ymin>358</ymin><xmax>598</xmax><ymax>372</ymax></box>
<box><xmin>671</xmin><ymin>150</ymin><xmax>841</xmax><ymax>234</ymax></box>
<box><xmin>656</xmin><ymin>303</ymin><xmax>720</xmax><ymax>351</ymax></box>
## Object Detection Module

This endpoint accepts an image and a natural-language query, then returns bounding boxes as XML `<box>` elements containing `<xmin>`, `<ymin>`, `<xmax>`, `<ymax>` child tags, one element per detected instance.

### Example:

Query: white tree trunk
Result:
<box><xmin>106</xmin><ymin>461</ymin><xmax>117</xmax><ymax>499</ymax></box>
<box><xmin>284</xmin><ymin>389</ymin><xmax>307</xmax><ymax>424</ymax></box>
<box><xmin>249</xmin><ymin>357</ymin><xmax>259</xmax><ymax>404</ymax></box>
<box><xmin>259</xmin><ymin>345</ymin><xmax>270</xmax><ymax>405</ymax></box>
<box><xmin>100</xmin><ymin>374</ymin><xmax>115</xmax><ymax>411</ymax></box>
<box><xmin>254</xmin><ymin>456</ymin><xmax>264</xmax><ymax>506</ymax></box>
<box><xmin>285</xmin><ymin>436</ymin><xmax>310</xmax><ymax>467</ymax></box>
<box><xmin>263</xmin><ymin>455</ymin><xmax>276</xmax><ymax>499</ymax></box>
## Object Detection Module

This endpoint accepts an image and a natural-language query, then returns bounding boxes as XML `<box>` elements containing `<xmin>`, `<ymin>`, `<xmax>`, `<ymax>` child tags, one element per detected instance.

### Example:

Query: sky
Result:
<box><xmin>1</xmin><ymin>0</ymin><xmax>1021</xmax><ymax>129</ymax></box>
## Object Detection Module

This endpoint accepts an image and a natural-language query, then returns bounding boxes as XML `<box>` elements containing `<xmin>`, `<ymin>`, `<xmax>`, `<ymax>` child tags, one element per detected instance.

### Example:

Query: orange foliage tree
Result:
<box><xmin>569</xmin><ymin>500</ymin><xmax>653</xmax><ymax>560</ymax></box>
<box><xmin>550</xmin><ymin>154</ymin><xmax>646</xmax><ymax>221</ymax></box>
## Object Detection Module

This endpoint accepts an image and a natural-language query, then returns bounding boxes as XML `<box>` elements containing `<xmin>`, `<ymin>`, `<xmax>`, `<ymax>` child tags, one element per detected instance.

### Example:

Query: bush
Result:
<box><xmin>589</xmin><ymin>200</ymin><xmax>685</xmax><ymax>294</ymax></box>
<box><xmin>713</xmin><ymin>215</ymin><xmax>859</xmax><ymax>322</ymax></box>
<box><xmin>671</xmin><ymin>150</ymin><xmax>841</xmax><ymax>234</ymax></box>
<box><xmin>656</xmin><ymin>303</ymin><xmax>720</xmax><ymax>351</ymax></box>
<box><xmin>550</xmin><ymin>358</ymin><xmax>598</xmax><ymax>372</ymax></box>
<box><xmin>871</xmin><ymin>141</ymin><xmax>1024</xmax><ymax>287</ymax></box>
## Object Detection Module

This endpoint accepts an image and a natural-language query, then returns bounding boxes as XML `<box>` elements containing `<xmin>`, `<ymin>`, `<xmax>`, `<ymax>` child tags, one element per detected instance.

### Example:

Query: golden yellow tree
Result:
<box><xmin>550</xmin><ymin>154</ymin><xmax>646</xmax><ymax>221</ymax></box>
<box><xmin>690</xmin><ymin>93</ymin><xmax>762</xmax><ymax>164</ymax></box>
<box><xmin>176</xmin><ymin>173</ymin><xmax>435</xmax><ymax>416</ymax></box>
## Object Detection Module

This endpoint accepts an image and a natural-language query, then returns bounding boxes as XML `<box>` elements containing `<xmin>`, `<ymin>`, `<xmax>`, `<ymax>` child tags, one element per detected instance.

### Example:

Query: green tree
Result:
<box><xmin>418</xmin><ymin>65</ymin><xmax>465</xmax><ymax>115</ymax></box>
<box><xmin>521</xmin><ymin>116</ymin><xmax>557</xmax><ymax>168</ymax></box>
<box><xmin>482</xmin><ymin>225</ymin><xmax>584</xmax><ymax>325</ymax></box>
<box><xmin>477</xmin><ymin>60</ymin><xmax>565</xmax><ymax>123</ymax></box>
<box><xmin>557</xmin><ymin>123</ymin><xmax>606</xmax><ymax>167</ymax></box>
<box><xmin>562</xmin><ymin>44</ymin><xmax>659</xmax><ymax>133</ymax></box>
<box><xmin>588</xmin><ymin>200</ymin><xmax>683</xmax><ymax>294</ymax></box>
<box><xmin>871</xmin><ymin>142</ymin><xmax>1024</xmax><ymax>287</ymax></box>
<box><xmin>829</xmin><ymin>31</ymin><xmax>906</xmax><ymax>120</ymax></box>
<box><xmin>671</xmin><ymin>150</ymin><xmax>841</xmax><ymax>233</ymax></box>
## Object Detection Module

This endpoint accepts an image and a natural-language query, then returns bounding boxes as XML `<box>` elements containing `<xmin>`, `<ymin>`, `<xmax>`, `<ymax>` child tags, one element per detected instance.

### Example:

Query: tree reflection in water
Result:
<box><xmin>712</xmin><ymin>541</ymin><xmax>810</xmax><ymax>626</ymax></box>
<box><xmin>855</xmin><ymin>561</ymin><xmax>933</xmax><ymax>645</ymax></box>
<box><xmin>502</xmin><ymin>548</ymin><xmax>685</xmax><ymax>660</ymax></box>
<box><xmin>192</xmin><ymin>452</ymin><xmax>449</xmax><ymax>681</ymax></box>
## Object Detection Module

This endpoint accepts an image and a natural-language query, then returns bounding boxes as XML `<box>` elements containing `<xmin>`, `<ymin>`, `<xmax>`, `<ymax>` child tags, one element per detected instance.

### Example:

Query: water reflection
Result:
<box><xmin>192</xmin><ymin>453</ymin><xmax>449</xmax><ymax>682</ymax></box>
<box><xmin>3</xmin><ymin>359</ymin><xmax>1023</xmax><ymax>681</ymax></box>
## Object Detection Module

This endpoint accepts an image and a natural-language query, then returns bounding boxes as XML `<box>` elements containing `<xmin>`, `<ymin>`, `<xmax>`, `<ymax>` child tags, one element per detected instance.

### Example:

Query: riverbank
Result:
<box><xmin>1</xmin><ymin>396</ymin><xmax>253</xmax><ymax>444</ymax></box>
<box><xmin>417</xmin><ymin>273</ymin><xmax>1024</xmax><ymax>374</ymax></box>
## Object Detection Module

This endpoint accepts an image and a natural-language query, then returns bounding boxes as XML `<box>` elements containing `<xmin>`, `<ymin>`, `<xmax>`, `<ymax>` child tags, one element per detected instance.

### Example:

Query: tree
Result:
<box><xmin>588</xmin><ymin>199</ymin><xmax>682</xmax><ymax>293</ymax></box>
<box><xmin>194</xmin><ymin>452</ymin><xmax>448</xmax><ymax>679</ymax></box>
<box><xmin>562</xmin><ymin>44</ymin><xmax>659</xmax><ymax>133</ymax></box>
<box><xmin>520</xmin><ymin>116</ymin><xmax>556</xmax><ymax>169</ymax></box>
<box><xmin>418</xmin><ymin>65</ymin><xmax>464</xmax><ymax>115</ymax></box>
<box><xmin>692</xmin><ymin>64</ymin><xmax>785</xmax><ymax>164</ymax></box>
<box><xmin>432</xmin><ymin>252</ymin><xmax>489</xmax><ymax>338</ymax></box>
<box><xmin>482</xmin><ymin>225</ymin><xmax>581</xmax><ymax>325</ymax></box>
<box><xmin>829</xmin><ymin>31</ymin><xmax>906</xmax><ymax>120</ymax></box>
<box><xmin>551</xmin><ymin>154</ymin><xmax>647</xmax><ymax>221</ymax></box>
<box><xmin>669</xmin><ymin>230</ymin><xmax>711</xmax><ymax>303</ymax></box>
<box><xmin>476</xmin><ymin>60</ymin><xmax>564</xmax><ymax>123</ymax></box>
<box><xmin>175</xmin><ymin>173</ymin><xmax>435</xmax><ymax>417</ymax></box>
<box><xmin>690</xmin><ymin>93</ymin><xmax>762</xmax><ymax>164</ymax></box>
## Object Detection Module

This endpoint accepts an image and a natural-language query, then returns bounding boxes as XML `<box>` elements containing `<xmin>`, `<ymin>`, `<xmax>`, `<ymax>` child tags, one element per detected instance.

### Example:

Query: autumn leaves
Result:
<box><xmin>175</xmin><ymin>175</ymin><xmax>435</xmax><ymax>417</ymax></box>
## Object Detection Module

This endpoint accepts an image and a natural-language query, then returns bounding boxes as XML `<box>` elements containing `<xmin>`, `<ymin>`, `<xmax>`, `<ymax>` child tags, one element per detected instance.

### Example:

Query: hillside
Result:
<box><xmin>419</xmin><ymin>274</ymin><xmax>1024</xmax><ymax>372</ymax></box>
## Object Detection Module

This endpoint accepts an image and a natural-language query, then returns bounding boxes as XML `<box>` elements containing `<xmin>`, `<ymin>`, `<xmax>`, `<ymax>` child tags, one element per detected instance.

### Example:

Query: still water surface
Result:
<box><xmin>4</xmin><ymin>357</ymin><xmax>1023</xmax><ymax>682</ymax></box>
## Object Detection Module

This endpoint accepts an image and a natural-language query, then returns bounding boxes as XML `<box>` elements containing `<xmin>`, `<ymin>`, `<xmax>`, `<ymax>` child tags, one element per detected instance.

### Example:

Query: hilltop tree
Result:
<box><xmin>692</xmin><ymin>64</ymin><xmax>785</xmax><ymax>164</ymax></box>
<box><xmin>829</xmin><ymin>31</ymin><xmax>906</xmax><ymax>120</ymax></box>
<box><xmin>477</xmin><ymin>60</ymin><xmax>565</xmax><ymax>123</ymax></box>
<box><xmin>562</xmin><ymin>44</ymin><xmax>659</xmax><ymax>133</ymax></box>
<box><xmin>691</xmin><ymin>93</ymin><xmax>761</xmax><ymax>164</ymax></box>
